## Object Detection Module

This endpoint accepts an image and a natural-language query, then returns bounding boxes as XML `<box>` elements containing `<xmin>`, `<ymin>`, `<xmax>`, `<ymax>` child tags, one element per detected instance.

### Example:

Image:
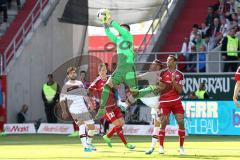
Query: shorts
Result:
<box><xmin>71</xmin><ymin>112</ymin><xmax>94</xmax><ymax>125</ymax></box>
<box><xmin>67</xmin><ymin>97</ymin><xmax>89</xmax><ymax>114</ymax></box>
<box><xmin>159</xmin><ymin>99</ymin><xmax>184</xmax><ymax>116</ymax></box>
<box><xmin>103</xmin><ymin>106</ymin><xmax>123</xmax><ymax>123</ymax></box>
<box><xmin>111</xmin><ymin>66</ymin><xmax>137</xmax><ymax>91</ymax></box>
<box><xmin>65</xmin><ymin>97</ymin><xmax>94</xmax><ymax>125</ymax></box>
<box><xmin>141</xmin><ymin>96</ymin><xmax>159</xmax><ymax>109</ymax></box>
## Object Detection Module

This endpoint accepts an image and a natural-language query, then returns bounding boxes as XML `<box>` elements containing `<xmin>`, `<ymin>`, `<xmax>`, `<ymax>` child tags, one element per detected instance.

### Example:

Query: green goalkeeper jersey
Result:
<box><xmin>105</xmin><ymin>20</ymin><xmax>135</xmax><ymax>68</ymax></box>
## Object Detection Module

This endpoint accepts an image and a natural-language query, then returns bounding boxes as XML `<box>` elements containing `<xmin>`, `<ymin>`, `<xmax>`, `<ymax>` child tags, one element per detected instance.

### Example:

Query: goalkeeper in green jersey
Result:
<box><xmin>96</xmin><ymin>9</ymin><xmax>155</xmax><ymax>118</ymax></box>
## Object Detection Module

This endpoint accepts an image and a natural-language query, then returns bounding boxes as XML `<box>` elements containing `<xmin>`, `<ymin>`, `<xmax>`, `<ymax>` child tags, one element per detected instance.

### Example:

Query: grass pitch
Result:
<box><xmin>0</xmin><ymin>135</ymin><xmax>240</xmax><ymax>160</ymax></box>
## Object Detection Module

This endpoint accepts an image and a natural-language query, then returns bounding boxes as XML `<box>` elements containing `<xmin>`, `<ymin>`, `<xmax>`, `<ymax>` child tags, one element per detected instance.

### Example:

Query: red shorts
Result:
<box><xmin>159</xmin><ymin>99</ymin><xmax>184</xmax><ymax>116</ymax></box>
<box><xmin>103</xmin><ymin>106</ymin><xmax>123</xmax><ymax>123</ymax></box>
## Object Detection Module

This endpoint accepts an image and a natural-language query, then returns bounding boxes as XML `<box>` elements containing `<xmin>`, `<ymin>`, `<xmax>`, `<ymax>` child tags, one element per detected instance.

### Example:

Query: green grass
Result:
<box><xmin>0</xmin><ymin>135</ymin><xmax>240</xmax><ymax>160</ymax></box>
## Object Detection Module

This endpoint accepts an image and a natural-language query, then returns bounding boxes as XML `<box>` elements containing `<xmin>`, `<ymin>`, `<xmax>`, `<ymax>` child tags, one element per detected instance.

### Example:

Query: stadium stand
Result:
<box><xmin>0</xmin><ymin>0</ymin><xmax>49</xmax><ymax>68</ymax></box>
<box><xmin>160</xmin><ymin>0</ymin><xmax>218</xmax><ymax>52</ymax></box>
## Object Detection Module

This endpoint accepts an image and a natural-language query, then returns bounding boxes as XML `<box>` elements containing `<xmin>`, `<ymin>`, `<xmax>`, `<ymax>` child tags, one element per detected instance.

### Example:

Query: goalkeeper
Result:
<box><xmin>96</xmin><ymin>10</ymin><xmax>154</xmax><ymax>118</ymax></box>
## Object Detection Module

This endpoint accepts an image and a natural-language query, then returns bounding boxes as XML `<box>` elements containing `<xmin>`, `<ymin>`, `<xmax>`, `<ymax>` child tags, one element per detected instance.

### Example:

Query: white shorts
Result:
<box><xmin>71</xmin><ymin>112</ymin><xmax>94</xmax><ymax>125</ymax></box>
<box><xmin>67</xmin><ymin>95</ymin><xmax>88</xmax><ymax>114</ymax></box>
<box><xmin>140</xmin><ymin>96</ymin><xmax>159</xmax><ymax>109</ymax></box>
<box><xmin>67</xmin><ymin>96</ymin><xmax>94</xmax><ymax>125</ymax></box>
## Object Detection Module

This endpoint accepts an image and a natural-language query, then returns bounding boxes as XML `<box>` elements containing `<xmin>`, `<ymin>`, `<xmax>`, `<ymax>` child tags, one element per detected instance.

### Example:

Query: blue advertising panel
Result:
<box><xmin>169</xmin><ymin>101</ymin><xmax>240</xmax><ymax>135</ymax></box>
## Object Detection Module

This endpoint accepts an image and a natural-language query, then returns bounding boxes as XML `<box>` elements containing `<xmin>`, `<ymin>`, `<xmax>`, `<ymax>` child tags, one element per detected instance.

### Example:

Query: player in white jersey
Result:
<box><xmin>137</xmin><ymin>59</ymin><xmax>165</xmax><ymax>154</ymax></box>
<box><xmin>60</xmin><ymin>67</ymin><xmax>96</xmax><ymax>152</ymax></box>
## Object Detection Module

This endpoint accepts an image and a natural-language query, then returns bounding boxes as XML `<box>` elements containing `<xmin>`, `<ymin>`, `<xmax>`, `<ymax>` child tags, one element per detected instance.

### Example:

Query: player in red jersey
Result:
<box><xmin>233</xmin><ymin>66</ymin><xmax>240</xmax><ymax>108</ymax></box>
<box><xmin>88</xmin><ymin>64</ymin><xmax>135</xmax><ymax>149</ymax></box>
<box><xmin>158</xmin><ymin>55</ymin><xmax>185</xmax><ymax>155</ymax></box>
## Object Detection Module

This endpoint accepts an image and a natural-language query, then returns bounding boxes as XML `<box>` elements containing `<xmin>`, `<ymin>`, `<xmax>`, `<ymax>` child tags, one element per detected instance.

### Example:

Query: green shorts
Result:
<box><xmin>110</xmin><ymin>66</ymin><xmax>137</xmax><ymax>91</ymax></box>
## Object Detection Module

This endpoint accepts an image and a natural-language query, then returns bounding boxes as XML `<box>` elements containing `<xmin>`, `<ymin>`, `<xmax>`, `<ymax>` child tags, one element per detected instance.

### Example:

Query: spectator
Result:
<box><xmin>198</xmin><ymin>45</ymin><xmax>207</xmax><ymax>72</ymax></box>
<box><xmin>195</xmin><ymin>83</ymin><xmax>209</xmax><ymax>99</ymax></box>
<box><xmin>205</xmin><ymin>6</ymin><xmax>219</xmax><ymax>27</ymax></box>
<box><xmin>181</xmin><ymin>37</ymin><xmax>191</xmax><ymax>53</ymax></box>
<box><xmin>231</xmin><ymin>20</ymin><xmax>239</xmax><ymax>30</ymax></box>
<box><xmin>192</xmin><ymin>34</ymin><xmax>204</xmax><ymax>52</ymax></box>
<box><xmin>221</xmin><ymin>28</ymin><xmax>240</xmax><ymax>72</ymax></box>
<box><xmin>7</xmin><ymin>0</ymin><xmax>21</xmax><ymax>9</ymax></box>
<box><xmin>237</xmin><ymin>0</ymin><xmax>240</xmax><ymax>10</ymax></box>
<box><xmin>237</xmin><ymin>6</ymin><xmax>240</xmax><ymax>26</ymax></box>
<box><xmin>228</xmin><ymin>0</ymin><xmax>238</xmax><ymax>14</ymax></box>
<box><xmin>42</xmin><ymin>74</ymin><xmax>60</xmax><ymax>123</ymax></box>
<box><xmin>231</xmin><ymin>13</ymin><xmax>238</xmax><ymax>21</ymax></box>
<box><xmin>189</xmin><ymin>24</ymin><xmax>201</xmax><ymax>42</ymax></box>
<box><xmin>17</xmin><ymin>104</ymin><xmax>29</xmax><ymax>123</ymax></box>
<box><xmin>203</xmin><ymin>36</ymin><xmax>214</xmax><ymax>52</ymax></box>
<box><xmin>220</xmin><ymin>17</ymin><xmax>230</xmax><ymax>37</ymax></box>
<box><xmin>79</xmin><ymin>70</ymin><xmax>90</xmax><ymax>88</ymax></box>
<box><xmin>207</xmin><ymin>17</ymin><xmax>222</xmax><ymax>47</ymax></box>
<box><xmin>187</xmin><ymin>46</ymin><xmax>197</xmax><ymax>72</ymax></box>
<box><xmin>181</xmin><ymin>37</ymin><xmax>191</xmax><ymax>62</ymax></box>
<box><xmin>187</xmin><ymin>91</ymin><xmax>198</xmax><ymax>100</ymax></box>
<box><xmin>0</xmin><ymin>0</ymin><xmax>8</xmax><ymax>23</ymax></box>
<box><xmin>216</xmin><ymin>0</ymin><xmax>230</xmax><ymax>18</ymax></box>
<box><xmin>200</xmin><ymin>23</ymin><xmax>209</xmax><ymax>38</ymax></box>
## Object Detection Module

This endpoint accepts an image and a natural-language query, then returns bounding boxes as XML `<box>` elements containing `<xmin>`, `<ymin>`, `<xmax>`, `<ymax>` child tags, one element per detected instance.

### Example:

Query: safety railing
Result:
<box><xmin>136</xmin><ymin>51</ymin><xmax>240</xmax><ymax>73</ymax></box>
<box><xmin>0</xmin><ymin>0</ymin><xmax>49</xmax><ymax>75</ymax></box>
<box><xmin>88</xmin><ymin>50</ymin><xmax>239</xmax><ymax>73</ymax></box>
<box><xmin>137</xmin><ymin>0</ymin><xmax>178</xmax><ymax>53</ymax></box>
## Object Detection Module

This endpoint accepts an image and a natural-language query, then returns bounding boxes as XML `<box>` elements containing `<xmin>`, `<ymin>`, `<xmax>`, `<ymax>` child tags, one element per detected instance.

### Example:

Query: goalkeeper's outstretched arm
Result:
<box><xmin>104</xmin><ymin>25</ymin><xmax>117</xmax><ymax>43</ymax></box>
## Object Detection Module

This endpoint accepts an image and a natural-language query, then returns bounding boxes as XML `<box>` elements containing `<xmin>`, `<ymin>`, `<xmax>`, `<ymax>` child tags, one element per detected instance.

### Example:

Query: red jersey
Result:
<box><xmin>88</xmin><ymin>76</ymin><xmax>116</xmax><ymax>107</ymax></box>
<box><xmin>235</xmin><ymin>66</ymin><xmax>240</xmax><ymax>81</ymax></box>
<box><xmin>159</xmin><ymin>69</ymin><xmax>184</xmax><ymax>102</ymax></box>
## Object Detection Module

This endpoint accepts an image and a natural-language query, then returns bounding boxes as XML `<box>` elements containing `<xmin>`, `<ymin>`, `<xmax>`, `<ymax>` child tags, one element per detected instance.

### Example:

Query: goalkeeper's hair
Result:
<box><xmin>67</xmin><ymin>67</ymin><xmax>77</xmax><ymax>75</ymax></box>
<box><xmin>120</xmin><ymin>24</ymin><xmax>130</xmax><ymax>31</ymax></box>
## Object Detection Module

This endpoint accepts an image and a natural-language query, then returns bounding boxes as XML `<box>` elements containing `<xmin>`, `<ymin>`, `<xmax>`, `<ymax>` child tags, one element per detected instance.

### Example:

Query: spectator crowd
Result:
<box><xmin>0</xmin><ymin>0</ymin><xmax>22</xmax><ymax>29</ymax></box>
<box><xmin>181</xmin><ymin>0</ymin><xmax>240</xmax><ymax>72</ymax></box>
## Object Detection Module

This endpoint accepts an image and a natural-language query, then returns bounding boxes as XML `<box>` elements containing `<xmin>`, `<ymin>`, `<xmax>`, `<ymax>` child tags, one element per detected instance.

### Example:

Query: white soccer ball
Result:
<box><xmin>97</xmin><ymin>9</ymin><xmax>110</xmax><ymax>22</ymax></box>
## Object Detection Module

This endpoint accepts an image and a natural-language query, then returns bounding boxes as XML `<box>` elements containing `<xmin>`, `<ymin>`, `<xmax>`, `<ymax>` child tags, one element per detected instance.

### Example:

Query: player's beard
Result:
<box><xmin>69</xmin><ymin>76</ymin><xmax>77</xmax><ymax>81</ymax></box>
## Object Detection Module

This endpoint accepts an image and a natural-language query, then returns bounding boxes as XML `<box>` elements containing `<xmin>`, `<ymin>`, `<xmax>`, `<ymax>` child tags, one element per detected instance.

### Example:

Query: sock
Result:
<box><xmin>150</xmin><ymin>127</ymin><xmax>160</xmax><ymax>148</ymax></box>
<box><xmin>104</xmin><ymin>120</ymin><xmax>109</xmax><ymax>134</ymax></box>
<box><xmin>159</xmin><ymin>129</ymin><xmax>165</xmax><ymax>147</ymax></box>
<box><xmin>87</xmin><ymin>129</ymin><xmax>95</xmax><ymax>145</ymax></box>
<box><xmin>79</xmin><ymin>124</ymin><xmax>88</xmax><ymax>148</ymax></box>
<box><xmin>178</xmin><ymin>129</ymin><xmax>185</xmax><ymax>147</ymax></box>
<box><xmin>100</xmin><ymin>85</ymin><xmax>110</xmax><ymax>109</ymax></box>
<box><xmin>73</xmin><ymin>122</ymin><xmax>79</xmax><ymax>131</ymax></box>
<box><xmin>115</xmin><ymin>126</ymin><xmax>127</xmax><ymax>145</ymax></box>
<box><xmin>106</xmin><ymin>126</ymin><xmax>117</xmax><ymax>138</ymax></box>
